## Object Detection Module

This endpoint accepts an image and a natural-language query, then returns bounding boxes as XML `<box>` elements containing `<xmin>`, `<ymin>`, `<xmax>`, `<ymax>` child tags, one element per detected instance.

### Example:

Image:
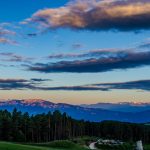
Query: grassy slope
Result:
<box><xmin>0</xmin><ymin>141</ymin><xmax>88</xmax><ymax>150</ymax></box>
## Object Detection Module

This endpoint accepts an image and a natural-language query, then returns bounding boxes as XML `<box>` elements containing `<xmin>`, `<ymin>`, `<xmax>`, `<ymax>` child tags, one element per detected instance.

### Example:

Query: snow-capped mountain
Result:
<box><xmin>0</xmin><ymin>99</ymin><xmax>150</xmax><ymax>123</ymax></box>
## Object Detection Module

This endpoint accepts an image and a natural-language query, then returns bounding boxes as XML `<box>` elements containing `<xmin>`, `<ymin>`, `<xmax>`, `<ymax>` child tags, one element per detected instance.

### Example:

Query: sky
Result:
<box><xmin>0</xmin><ymin>0</ymin><xmax>150</xmax><ymax>104</ymax></box>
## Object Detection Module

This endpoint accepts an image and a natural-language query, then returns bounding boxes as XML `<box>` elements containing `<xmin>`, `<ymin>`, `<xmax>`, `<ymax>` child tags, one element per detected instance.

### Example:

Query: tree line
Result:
<box><xmin>0</xmin><ymin>108</ymin><xmax>150</xmax><ymax>143</ymax></box>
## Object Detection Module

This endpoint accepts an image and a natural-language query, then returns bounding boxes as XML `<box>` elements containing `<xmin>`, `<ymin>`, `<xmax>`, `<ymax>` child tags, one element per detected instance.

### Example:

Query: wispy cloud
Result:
<box><xmin>47</xmin><ymin>48</ymin><xmax>130</xmax><ymax>59</ymax></box>
<box><xmin>36</xmin><ymin>79</ymin><xmax>150</xmax><ymax>91</ymax></box>
<box><xmin>0</xmin><ymin>26</ymin><xmax>17</xmax><ymax>45</ymax></box>
<box><xmin>1</xmin><ymin>78</ymin><xmax>149</xmax><ymax>92</ymax></box>
<box><xmin>88</xmin><ymin>80</ymin><xmax>150</xmax><ymax>91</ymax></box>
<box><xmin>24</xmin><ymin>0</ymin><xmax>150</xmax><ymax>31</ymax></box>
<box><xmin>138</xmin><ymin>41</ymin><xmax>150</xmax><ymax>49</ymax></box>
<box><xmin>0</xmin><ymin>78</ymin><xmax>51</xmax><ymax>90</ymax></box>
<box><xmin>72</xmin><ymin>43</ymin><xmax>84</xmax><ymax>49</ymax></box>
<box><xmin>0</xmin><ymin>52</ymin><xmax>33</xmax><ymax>63</ymax></box>
<box><xmin>43</xmin><ymin>79</ymin><xmax>150</xmax><ymax>91</ymax></box>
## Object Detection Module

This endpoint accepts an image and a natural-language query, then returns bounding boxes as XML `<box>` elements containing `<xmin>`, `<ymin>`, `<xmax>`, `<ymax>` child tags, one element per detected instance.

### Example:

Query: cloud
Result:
<box><xmin>0</xmin><ymin>78</ymin><xmax>103</xmax><ymax>91</ymax></box>
<box><xmin>27</xmin><ymin>33</ymin><xmax>37</xmax><ymax>37</ymax></box>
<box><xmin>138</xmin><ymin>41</ymin><xmax>150</xmax><ymax>49</ymax></box>
<box><xmin>0</xmin><ymin>79</ymin><xmax>34</xmax><ymax>90</ymax></box>
<box><xmin>43</xmin><ymin>79</ymin><xmax>150</xmax><ymax>91</ymax></box>
<box><xmin>28</xmin><ymin>50</ymin><xmax>150</xmax><ymax>73</ymax></box>
<box><xmin>0</xmin><ymin>27</ymin><xmax>17</xmax><ymax>45</ymax></box>
<box><xmin>89</xmin><ymin>80</ymin><xmax>150</xmax><ymax>91</ymax></box>
<box><xmin>47</xmin><ymin>48</ymin><xmax>129</xmax><ymax>59</ymax></box>
<box><xmin>30</xmin><ymin>78</ymin><xmax>51</xmax><ymax>82</ymax></box>
<box><xmin>0</xmin><ymin>52</ymin><xmax>33</xmax><ymax>63</ymax></box>
<box><xmin>40</xmin><ymin>86</ymin><xmax>108</xmax><ymax>91</ymax></box>
<box><xmin>0</xmin><ymin>28</ymin><xmax>15</xmax><ymax>36</ymax></box>
<box><xmin>1</xmin><ymin>78</ymin><xmax>150</xmax><ymax>91</ymax></box>
<box><xmin>0</xmin><ymin>38</ymin><xmax>17</xmax><ymax>45</ymax></box>
<box><xmin>0</xmin><ymin>78</ymin><xmax>51</xmax><ymax>90</ymax></box>
<box><xmin>72</xmin><ymin>43</ymin><xmax>84</xmax><ymax>49</ymax></box>
<box><xmin>25</xmin><ymin>0</ymin><xmax>150</xmax><ymax>31</ymax></box>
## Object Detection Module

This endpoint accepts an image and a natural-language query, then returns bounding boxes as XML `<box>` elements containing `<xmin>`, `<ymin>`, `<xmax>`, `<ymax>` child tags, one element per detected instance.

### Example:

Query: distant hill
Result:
<box><xmin>81</xmin><ymin>102</ymin><xmax>150</xmax><ymax>112</ymax></box>
<box><xmin>0</xmin><ymin>99</ymin><xmax>150</xmax><ymax>123</ymax></box>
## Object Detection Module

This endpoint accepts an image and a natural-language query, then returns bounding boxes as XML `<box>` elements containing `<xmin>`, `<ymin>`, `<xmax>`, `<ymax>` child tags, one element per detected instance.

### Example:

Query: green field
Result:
<box><xmin>0</xmin><ymin>141</ymin><xmax>88</xmax><ymax>150</ymax></box>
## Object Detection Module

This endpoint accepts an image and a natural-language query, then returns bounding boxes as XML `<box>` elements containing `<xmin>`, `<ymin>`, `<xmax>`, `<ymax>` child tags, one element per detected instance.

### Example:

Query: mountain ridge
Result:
<box><xmin>81</xmin><ymin>102</ymin><xmax>150</xmax><ymax>112</ymax></box>
<box><xmin>0</xmin><ymin>99</ymin><xmax>150</xmax><ymax>123</ymax></box>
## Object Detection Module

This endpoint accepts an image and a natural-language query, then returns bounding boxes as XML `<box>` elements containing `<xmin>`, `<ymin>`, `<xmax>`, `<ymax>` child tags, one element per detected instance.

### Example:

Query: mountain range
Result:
<box><xmin>0</xmin><ymin>99</ymin><xmax>150</xmax><ymax>123</ymax></box>
<box><xmin>81</xmin><ymin>102</ymin><xmax>150</xmax><ymax>112</ymax></box>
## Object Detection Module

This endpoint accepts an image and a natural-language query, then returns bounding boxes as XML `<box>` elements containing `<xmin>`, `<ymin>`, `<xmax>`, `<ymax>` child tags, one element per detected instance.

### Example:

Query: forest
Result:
<box><xmin>0</xmin><ymin>108</ymin><xmax>150</xmax><ymax>144</ymax></box>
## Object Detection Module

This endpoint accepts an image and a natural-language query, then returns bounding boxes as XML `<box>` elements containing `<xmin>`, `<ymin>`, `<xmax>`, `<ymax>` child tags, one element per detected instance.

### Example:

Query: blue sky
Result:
<box><xmin>0</xmin><ymin>0</ymin><xmax>150</xmax><ymax>104</ymax></box>
<box><xmin>0</xmin><ymin>0</ymin><xmax>68</xmax><ymax>21</ymax></box>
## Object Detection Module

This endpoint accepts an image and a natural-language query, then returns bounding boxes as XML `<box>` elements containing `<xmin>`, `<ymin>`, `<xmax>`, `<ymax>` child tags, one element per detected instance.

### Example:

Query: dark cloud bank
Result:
<box><xmin>28</xmin><ymin>50</ymin><xmax>150</xmax><ymax>73</ymax></box>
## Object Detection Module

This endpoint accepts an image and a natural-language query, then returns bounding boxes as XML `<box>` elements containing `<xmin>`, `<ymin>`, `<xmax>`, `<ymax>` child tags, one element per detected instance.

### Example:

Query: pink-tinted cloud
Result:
<box><xmin>0</xmin><ymin>27</ymin><xmax>17</xmax><ymax>45</ymax></box>
<box><xmin>25</xmin><ymin>0</ymin><xmax>150</xmax><ymax>31</ymax></box>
